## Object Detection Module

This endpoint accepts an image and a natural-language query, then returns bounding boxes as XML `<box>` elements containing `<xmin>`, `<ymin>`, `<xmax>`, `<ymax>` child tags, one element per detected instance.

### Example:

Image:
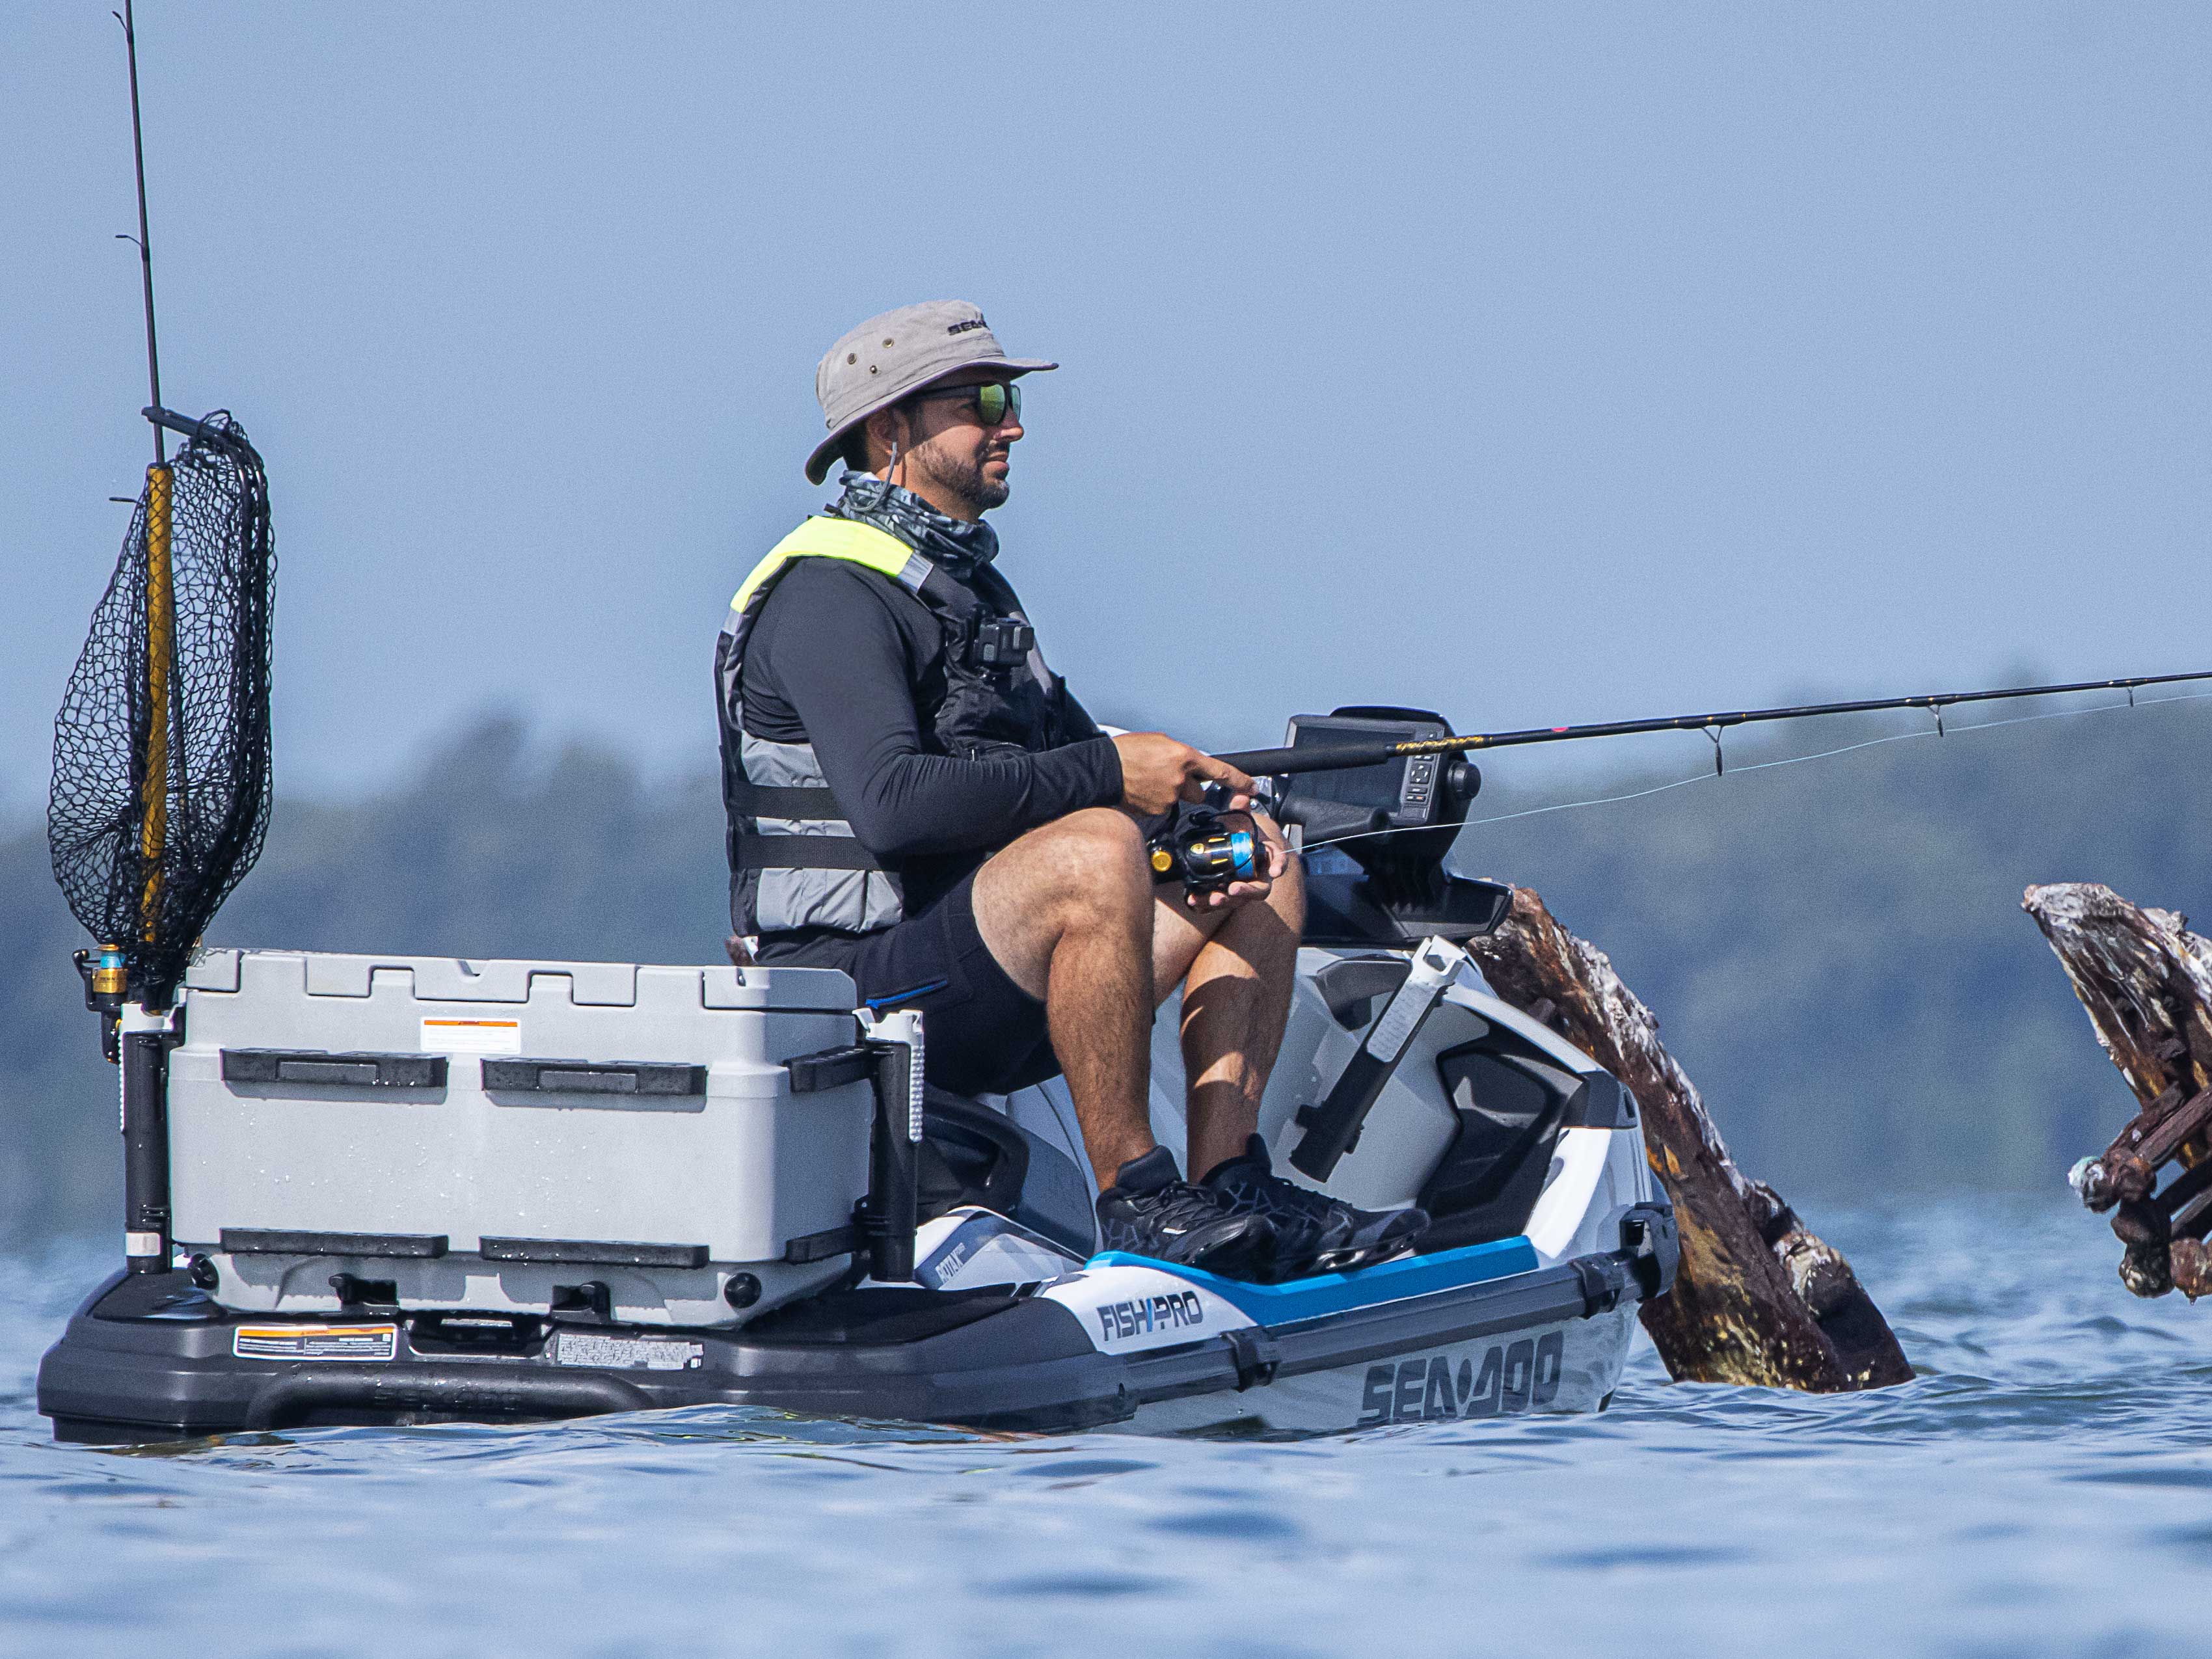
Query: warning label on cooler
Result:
<box><xmin>233</xmin><ymin>1324</ymin><xmax>398</xmax><ymax>1362</ymax></box>
<box><xmin>556</xmin><ymin>1332</ymin><xmax>705</xmax><ymax>1371</ymax></box>
<box><xmin>420</xmin><ymin>1017</ymin><xmax>522</xmax><ymax>1054</ymax></box>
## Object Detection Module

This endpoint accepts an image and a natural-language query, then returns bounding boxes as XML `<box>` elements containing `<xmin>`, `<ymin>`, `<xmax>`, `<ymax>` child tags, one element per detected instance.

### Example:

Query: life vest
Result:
<box><xmin>714</xmin><ymin>514</ymin><xmax>1073</xmax><ymax>941</ymax></box>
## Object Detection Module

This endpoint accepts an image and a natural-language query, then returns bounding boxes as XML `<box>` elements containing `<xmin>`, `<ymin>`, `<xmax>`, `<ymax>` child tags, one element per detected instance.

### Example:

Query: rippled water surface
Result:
<box><xmin>4</xmin><ymin>1194</ymin><xmax>2209</xmax><ymax>1658</ymax></box>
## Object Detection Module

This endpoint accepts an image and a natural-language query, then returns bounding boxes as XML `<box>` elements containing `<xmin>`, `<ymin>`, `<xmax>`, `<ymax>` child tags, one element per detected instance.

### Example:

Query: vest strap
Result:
<box><xmin>725</xmin><ymin>776</ymin><xmax>843</xmax><ymax>818</ymax></box>
<box><xmin>733</xmin><ymin>835</ymin><xmax>883</xmax><ymax>872</ymax></box>
<box><xmin>729</xmin><ymin>517</ymin><xmax>930</xmax><ymax>617</ymax></box>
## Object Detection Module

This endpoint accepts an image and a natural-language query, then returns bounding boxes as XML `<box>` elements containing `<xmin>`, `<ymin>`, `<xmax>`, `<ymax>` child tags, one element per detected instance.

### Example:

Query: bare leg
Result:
<box><xmin>1154</xmin><ymin>851</ymin><xmax>1306</xmax><ymax>1180</ymax></box>
<box><xmin>973</xmin><ymin>809</ymin><xmax>1158</xmax><ymax>1189</ymax></box>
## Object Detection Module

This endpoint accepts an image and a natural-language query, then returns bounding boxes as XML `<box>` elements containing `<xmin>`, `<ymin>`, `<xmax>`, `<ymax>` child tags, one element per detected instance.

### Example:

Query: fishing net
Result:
<box><xmin>49</xmin><ymin>411</ymin><xmax>275</xmax><ymax>1006</ymax></box>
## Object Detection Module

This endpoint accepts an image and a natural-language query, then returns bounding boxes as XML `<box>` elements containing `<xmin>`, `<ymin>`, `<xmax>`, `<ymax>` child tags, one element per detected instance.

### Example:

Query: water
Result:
<box><xmin>3</xmin><ymin>1193</ymin><xmax>2207</xmax><ymax>1658</ymax></box>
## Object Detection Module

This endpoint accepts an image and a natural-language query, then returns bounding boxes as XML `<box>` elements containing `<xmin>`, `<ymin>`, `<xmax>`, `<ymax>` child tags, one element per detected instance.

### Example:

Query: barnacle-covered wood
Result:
<box><xmin>1466</xmin><ymin>887</ymin><xmax>1911</xmax><ymax>1391</ymax></box>
<box><xmin>2023</xmin><ymin>882</ymin><xmax>2212</xmax><ymax>1299</ymax></box>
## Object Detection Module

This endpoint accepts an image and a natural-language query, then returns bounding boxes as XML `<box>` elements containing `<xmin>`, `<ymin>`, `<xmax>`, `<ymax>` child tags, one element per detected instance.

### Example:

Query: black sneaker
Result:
<box><xmin>1096</xmin><ymin>1146</ymin><xmax>1281</xmax><ymax>1280</ymax></box>
<box><xmin>1202</xmin><ymin>1135</ymin><xmax>1429</xmax><ymax>1278</ymax></box>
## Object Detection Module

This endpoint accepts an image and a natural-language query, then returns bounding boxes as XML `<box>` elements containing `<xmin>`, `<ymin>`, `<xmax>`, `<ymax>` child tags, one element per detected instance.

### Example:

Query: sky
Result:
<box><xmin>5</xmin><ymin>3</ymin><xmax>2207</xmax><ymax>813</ymax></box>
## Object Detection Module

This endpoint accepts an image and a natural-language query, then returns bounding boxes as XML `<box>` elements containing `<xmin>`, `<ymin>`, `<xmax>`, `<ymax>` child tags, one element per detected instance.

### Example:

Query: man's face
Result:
<box><xmin>895</xmin><ymin>370</ymin><xmax>1025</xmax><ymax>514</ymax></box>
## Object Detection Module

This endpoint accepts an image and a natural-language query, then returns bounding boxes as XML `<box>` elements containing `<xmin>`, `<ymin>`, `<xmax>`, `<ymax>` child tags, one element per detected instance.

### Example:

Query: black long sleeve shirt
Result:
<box><xmin>738</xmin><ymin>558</ymin><xmax>1123</xmax><ymax>924</ymax></box>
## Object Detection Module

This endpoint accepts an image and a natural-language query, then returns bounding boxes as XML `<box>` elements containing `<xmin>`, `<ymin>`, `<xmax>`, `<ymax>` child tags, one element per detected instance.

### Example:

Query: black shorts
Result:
<box><xmin>755</xmin><ymin>872</ymin><xmax>1060</xmax><ymax>1098</ymax></box>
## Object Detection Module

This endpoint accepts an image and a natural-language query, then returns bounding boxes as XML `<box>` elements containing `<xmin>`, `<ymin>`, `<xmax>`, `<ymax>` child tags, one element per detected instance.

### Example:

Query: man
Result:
<box><xmin>715</xmin><ymin>300</ymin><xmax>1425</xmax><ymax>1281</ymax></box>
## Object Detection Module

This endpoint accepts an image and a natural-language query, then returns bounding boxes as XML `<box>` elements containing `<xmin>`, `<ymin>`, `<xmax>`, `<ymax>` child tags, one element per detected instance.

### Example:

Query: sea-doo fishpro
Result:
<box><xmin>39</xmin><ymin>710</ymin><xmax>1676</xmax><ymax>1442</ymax></box>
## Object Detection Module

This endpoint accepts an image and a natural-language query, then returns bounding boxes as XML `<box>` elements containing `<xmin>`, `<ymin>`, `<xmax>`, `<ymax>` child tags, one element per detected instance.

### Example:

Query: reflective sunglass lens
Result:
<box><xmin>976</xmin><ymin>383</ymin><xmax>1015</xmax><ymax>424</ymax></box>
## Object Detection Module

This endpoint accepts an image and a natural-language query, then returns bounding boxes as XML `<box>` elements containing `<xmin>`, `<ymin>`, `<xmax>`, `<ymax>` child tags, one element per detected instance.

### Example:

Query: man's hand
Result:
<box><xmin>1112</xmin><ymin>733</ymin><xmax>1256</xmax><ymax>816</ymax></box>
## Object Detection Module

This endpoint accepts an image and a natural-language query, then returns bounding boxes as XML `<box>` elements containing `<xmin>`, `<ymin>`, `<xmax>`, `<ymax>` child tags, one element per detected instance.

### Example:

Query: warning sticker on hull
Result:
<box><xmin>234</xmin><ymin>1324</ymin><xmax>398</xmax><ymax>1362</ymax></box>
<box><xmin>555</xmin><ymin>1332</ymin><xmax>705</xmax><ymax>1371</ymax></box>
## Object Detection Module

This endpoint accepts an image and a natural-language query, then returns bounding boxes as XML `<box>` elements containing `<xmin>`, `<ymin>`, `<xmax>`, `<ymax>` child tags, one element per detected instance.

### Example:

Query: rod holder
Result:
<box><xmin>116</xmin><ymin>1002</ymin><xmax>178</xmax><ymax>1274</ymax></box>
<box><xmin>854</xmin><ymin>1008</ymin><xmax>924</xmax><ymax>1284</ymax></box>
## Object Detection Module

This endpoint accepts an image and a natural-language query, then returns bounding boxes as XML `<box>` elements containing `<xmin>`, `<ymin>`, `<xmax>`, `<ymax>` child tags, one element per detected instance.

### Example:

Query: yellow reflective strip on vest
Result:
<box><xmin>729</xmin><ymin>517</ymin><xmax>922</xmax><ymax>614</ymax></box>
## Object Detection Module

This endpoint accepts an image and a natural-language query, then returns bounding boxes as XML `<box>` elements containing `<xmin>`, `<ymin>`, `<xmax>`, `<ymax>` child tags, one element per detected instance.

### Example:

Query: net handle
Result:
<box><xmin>137</xmin><ymin>461</ymin><xmax>173</xmax><ymax>950</ymax></box>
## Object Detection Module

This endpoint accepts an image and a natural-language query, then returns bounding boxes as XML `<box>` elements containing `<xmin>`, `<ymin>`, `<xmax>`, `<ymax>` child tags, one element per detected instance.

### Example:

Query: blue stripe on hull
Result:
<box><xmin>1086</xmin><ymin>1235</ymin><xmax>1541</xmax><ymax>1327</ymax></box>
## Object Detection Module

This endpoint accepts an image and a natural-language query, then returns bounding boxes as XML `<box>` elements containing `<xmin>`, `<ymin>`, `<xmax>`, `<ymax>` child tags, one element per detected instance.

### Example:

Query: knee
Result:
<box><xmin>1055</xmin><ymin>807</ymin><xmax>1147</xmax><ymax>861</ymax></box>
<box><xmin>1057</xmin><ymin>808</ymin><xmax>1150</xmax><ymax>890</ymax></box>
<box><xmin>1037</xmin><ymin>809</ymin><xmax>1151</xmax><ymax>919</ymax></box>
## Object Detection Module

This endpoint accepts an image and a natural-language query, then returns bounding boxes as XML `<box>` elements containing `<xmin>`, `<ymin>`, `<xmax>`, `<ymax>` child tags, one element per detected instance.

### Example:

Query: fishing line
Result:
<box><xmin>1292</xmin><ymin>688</ymin><xmax>2212</xmax><ymax>854</ymax></box>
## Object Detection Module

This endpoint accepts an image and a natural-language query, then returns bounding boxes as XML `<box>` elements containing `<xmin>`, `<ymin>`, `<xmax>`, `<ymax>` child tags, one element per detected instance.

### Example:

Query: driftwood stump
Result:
<box><xmin>2023</xmin><ymin>882</ymin><xmax>2212</xmax><ymax>1299</ymax></box>
<box><xmin>1467</xmin><ymin>889</ymin><xmax>1912</xmax><ymax>1390</ymax></box>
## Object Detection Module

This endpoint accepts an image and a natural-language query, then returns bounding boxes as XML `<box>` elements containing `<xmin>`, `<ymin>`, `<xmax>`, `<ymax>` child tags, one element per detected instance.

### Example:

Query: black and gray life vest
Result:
<box><xmin>714</xmin><ymin>514</ymin><xmax>1073</xmax><ymax>941</ymax></box>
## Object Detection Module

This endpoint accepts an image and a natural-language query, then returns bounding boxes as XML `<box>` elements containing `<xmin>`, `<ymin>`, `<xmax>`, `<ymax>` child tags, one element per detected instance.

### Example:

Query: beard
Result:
<box><xmin>910</xmin><ymin>441</ymin><xmax>1009</xmax><ymax>513</ymax></box>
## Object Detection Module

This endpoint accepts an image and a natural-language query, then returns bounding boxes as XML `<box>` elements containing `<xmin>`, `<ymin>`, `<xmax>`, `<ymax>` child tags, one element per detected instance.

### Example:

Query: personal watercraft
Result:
<box><xmin>38</xmin><ymin>710</ymin><xmax>1677</xmax><ymax>1442</ymax></box>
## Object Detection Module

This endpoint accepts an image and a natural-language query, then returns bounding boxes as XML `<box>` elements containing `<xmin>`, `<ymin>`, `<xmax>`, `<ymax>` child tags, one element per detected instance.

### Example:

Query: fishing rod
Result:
<box><xmin>118</xmin><ymin>0</ymin><xmax>163</xmax><ymax>468</ymax></box>
<box><xmin>113</xmin><ymin>0</ymin><xmax>176</xmax><ymax>965</ymax></box>
<box><xmin>1216</xmin><ymin>669</ymin><xmax>2212</xmax><ymax>781</ymax></box>
<box><xmin>116</xmin><ymin>0</ymin><xmax>179</xmax><ymax>1276</ymax></box>
<box><xmin>49</xmin><ymin>4</ymin><xmax>278</xmax><ymax>1277</ymax></box>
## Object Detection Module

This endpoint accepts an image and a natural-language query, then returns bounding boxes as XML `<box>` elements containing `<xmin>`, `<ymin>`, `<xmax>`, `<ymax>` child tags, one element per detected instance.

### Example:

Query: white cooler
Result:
<box><xmin>165</xmin><ymin>949</ymin><xmax>874</xmax><ymax>1326</ymax></box>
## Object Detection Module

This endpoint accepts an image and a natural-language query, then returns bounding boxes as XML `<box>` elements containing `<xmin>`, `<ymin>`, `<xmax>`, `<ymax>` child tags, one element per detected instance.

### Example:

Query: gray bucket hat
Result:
<box><xmin>806</xmin><ymin>300</ymin><xmax>1056</xmax><ymax>484</ymax></box>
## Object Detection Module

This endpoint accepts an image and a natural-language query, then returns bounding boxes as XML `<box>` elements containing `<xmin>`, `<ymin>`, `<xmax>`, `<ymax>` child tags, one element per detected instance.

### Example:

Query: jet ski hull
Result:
<box><xmin>40</xmin><ymin>1226</ymin><xmax>1662</xmax><ymax>1443</ymax></box>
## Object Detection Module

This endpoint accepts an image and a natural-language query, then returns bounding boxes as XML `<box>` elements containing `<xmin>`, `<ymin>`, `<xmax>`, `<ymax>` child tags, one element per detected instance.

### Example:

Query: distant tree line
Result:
<box><xmin>6</xmin><ymin>697</ymin><xmax>2205</xmax><ymax>1243</ymax></box>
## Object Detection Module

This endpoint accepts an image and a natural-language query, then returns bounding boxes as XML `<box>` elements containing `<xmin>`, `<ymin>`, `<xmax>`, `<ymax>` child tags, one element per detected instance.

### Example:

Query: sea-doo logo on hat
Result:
<box><xmin>947</xmin><ymin>316</ymin><xmax>988</xmax><ymax>335</ymax></box>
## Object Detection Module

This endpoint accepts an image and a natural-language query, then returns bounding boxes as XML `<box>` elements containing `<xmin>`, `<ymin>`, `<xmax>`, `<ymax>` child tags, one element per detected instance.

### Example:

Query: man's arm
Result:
<box><xmin>748</xmin><ymin>561</ymin><xmax>1123</xmax><ymax>860</ymax></box>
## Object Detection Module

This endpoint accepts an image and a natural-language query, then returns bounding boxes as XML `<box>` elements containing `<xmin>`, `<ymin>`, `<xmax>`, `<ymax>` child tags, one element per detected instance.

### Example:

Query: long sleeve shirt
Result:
<box><xmin>738</xmin><ymin>557</ymin><xmax>1122</xmax><ymax>928</ymax></box>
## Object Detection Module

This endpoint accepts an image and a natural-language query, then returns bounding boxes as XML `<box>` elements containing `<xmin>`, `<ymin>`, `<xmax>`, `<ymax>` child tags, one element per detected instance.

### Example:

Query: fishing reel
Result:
<box><xmin>1146</xmin><ymin>791</ymin><xmax>1397</xmax><ymax>897</ymax></box>
<box><xmin>1148</xmin><ymin>807</ymin><xmax>1267</xmax><ymax>895</ymax></box>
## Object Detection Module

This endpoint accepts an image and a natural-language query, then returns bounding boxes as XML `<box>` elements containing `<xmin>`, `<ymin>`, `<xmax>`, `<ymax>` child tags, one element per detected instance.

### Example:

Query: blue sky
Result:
<box><xmin>6</xmin><ymin>3</ymin><xmax>2207</xmax><ymax>811</ymax></box>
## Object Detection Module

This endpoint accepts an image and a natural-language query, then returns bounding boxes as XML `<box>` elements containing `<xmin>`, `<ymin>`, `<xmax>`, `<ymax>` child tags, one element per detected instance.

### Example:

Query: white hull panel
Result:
<box><xmin>1118</xmin><ymin>1305</ymin><xmax>1637</xmax><ymax>1436</ymax></box>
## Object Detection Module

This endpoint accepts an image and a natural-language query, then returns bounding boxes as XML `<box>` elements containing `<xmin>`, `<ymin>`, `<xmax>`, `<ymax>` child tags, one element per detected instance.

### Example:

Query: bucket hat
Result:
<box><xmin>806</xmin><ymin>301</ymin><xmax>1055</xmax><ymax>484</ymax></box>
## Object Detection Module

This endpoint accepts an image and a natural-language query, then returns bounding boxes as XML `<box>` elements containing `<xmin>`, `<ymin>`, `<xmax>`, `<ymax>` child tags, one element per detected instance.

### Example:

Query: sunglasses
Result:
<box><xmin>913</xmin><ymin>381</ymin><xmax>1021</xmax><ymax>427</ymax></box>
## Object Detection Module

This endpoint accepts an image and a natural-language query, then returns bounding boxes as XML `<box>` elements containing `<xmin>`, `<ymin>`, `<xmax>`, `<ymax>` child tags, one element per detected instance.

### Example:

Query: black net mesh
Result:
<box><xmin>48</xmin><ymin>411</ymin><xmax>275</xmax><ymax>1006</ymax></box>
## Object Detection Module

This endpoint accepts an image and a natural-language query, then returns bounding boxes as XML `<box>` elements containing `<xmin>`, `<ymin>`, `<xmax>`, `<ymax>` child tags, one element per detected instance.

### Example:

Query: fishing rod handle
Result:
<box><xmin>1215</xmin><ymin>738</ymin><xmax>1468</xmax><ymax>777</ymax></box>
